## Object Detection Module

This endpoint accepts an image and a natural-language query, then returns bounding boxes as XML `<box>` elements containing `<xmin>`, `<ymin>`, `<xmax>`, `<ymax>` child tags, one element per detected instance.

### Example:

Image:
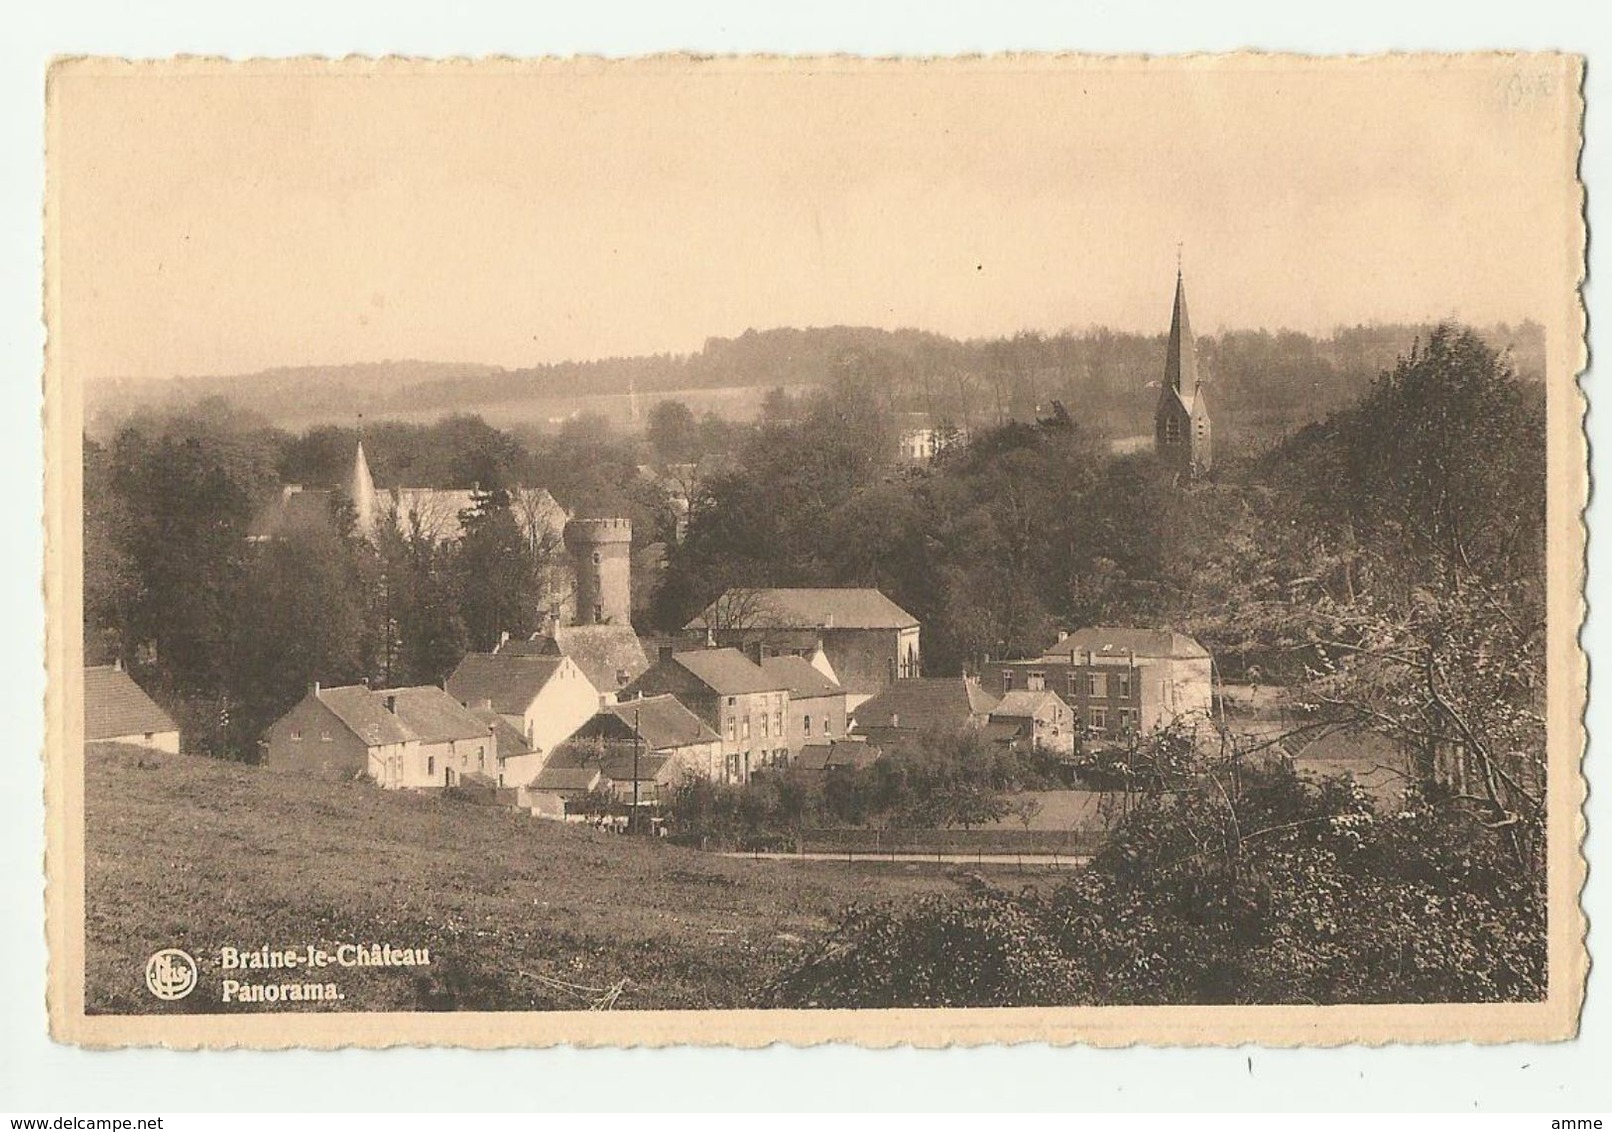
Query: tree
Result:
<box><xmin>646</xmin><ymin>400</ymin><xmax>698</xmax><ymax>462</ymax></box>
<box><xmin>455</xmin><ymin>488</ymin><xmax>556</xmax><ymax>651</ymax></box>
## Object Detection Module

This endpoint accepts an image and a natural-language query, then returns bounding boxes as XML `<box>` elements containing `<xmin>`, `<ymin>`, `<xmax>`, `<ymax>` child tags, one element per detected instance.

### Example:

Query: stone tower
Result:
<box><xmin>563</xmin><ymin>518</ymin><xmax>633</xmax><ymax>626</ymax></box>
<box><xmin>1153</xmin><ymin>269</ymin><xmax>1213</xmax><ymax>477</ymax></box>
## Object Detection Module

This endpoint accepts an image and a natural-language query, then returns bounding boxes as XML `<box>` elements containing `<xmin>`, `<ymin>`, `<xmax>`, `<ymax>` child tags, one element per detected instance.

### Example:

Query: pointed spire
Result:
<box><xmin>1164</xmin><ymin>269</ymin><xmax>1198</xmax><ymax>396</ymax></box>
<box><xmin>350</xmin><ymin>436</ymin><xmax>378</xmax><ymax>540</ymax></box>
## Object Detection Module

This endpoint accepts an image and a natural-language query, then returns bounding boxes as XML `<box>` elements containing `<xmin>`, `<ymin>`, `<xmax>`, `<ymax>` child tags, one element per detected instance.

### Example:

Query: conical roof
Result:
<box><xmin>350</xmin><ymin>440</ymin><xmax>378</xmax><ymax>538</ymax></box>
<box><xmin>1163</xmin><ymin>271</ymin><xmax>1198</xmax><ymax>400</ymax></box>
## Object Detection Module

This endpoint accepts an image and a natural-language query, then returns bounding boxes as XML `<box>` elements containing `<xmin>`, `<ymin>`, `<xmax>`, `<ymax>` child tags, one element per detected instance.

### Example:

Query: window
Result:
<box><xmin>320</xmin><ymin>729</ymin><xmax>332</xmax><ymax>743</ymax></box>
<box><xmin>427</xmin><ymin>755</ymin><xmax>436</xmax><ymax>775</ymax></box>
<box><xmin>727</xmin><ymin>717</ymin><xmax>736</xmax><ymax>742</ymax></box>
<box><xmin>1115</xmin><ymin>671</ymin><xmax>1132</xmax><ymax>698</ymax></box>
<box><xmin>727</xmin><ymin>696</ymin><xmax>736</xmax><ymax>707</ymax></box>
<box><xmin>1089</xmin><ymin>708</ymin><xmax>1108</xmax><ymax>732</ymax></box>
<box><xmin>1117</xmin><ymin>708</ymin><xmax>1137</xmax><ymax>733</ymax></box>
<box><xmin>775</xmin><ymin>711</ymin><xmax>783</xmax><ymax>736</ymax></box>
<box><xmin>1163</xmin><ymin>415</ymin><xmax>1182</xmax><ymax>445</ymax></box>
<box><xmin>1067</xmin><ymin>673</ymin><xmax>1080</xmax><ymax>698</ymax></box>
<box><xmin>593</xmin><ymin>603</ymin><xmax>603</xmax><ymax>622</ymax></box>
<box><xmin>1027</xmin><ymin>671</ymin><xmax>1045</xmax><ymax>691</ymax></box>
<box><xmin>478</xmin><ymin>749</ymin><xmax>486</xmax><ymax>770</ymax></box>
<box><xmin>1086</xmin><ymin>673</ymin><xmax>1104</xmax><ymax>698</ymax></box>
<box><xmin>742</xmin><ymin>717</ymin><xmax>751</xmax><ymax>740</ymax></box>
<box><xmin>761</xmin><ymin>714</ymin><xmax>770</xmax><ymax>738</ymax></box>
<box><xmin>804</xmin><ymin>715</ymin><xmax>812</xmax><ymax>736</ymax></box>
<box><xmin>291</xmin><ymin>728</ymin><xmax>303</xmax><ymax>742</ymax></box>
<box><xmin>1003</xmin><ymin>670</ymin><xmax>1014</xmax><ymax>692</ymax></box>
<box><xmin>591</xmin><ymin>551</ymin><xmax>601</xmax><ymax>565</ymax></box>
<box><xmin>823</xmin><ymin>716</ymin><xmax>833</xmax><ymax>738</ymax></box>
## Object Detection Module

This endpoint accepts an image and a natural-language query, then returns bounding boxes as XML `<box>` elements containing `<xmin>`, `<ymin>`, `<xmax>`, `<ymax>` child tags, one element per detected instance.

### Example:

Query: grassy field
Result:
<box><xmin>84</xmin><ymin>743</ymin><xmax>961</xmax><ymax>1015</ymax></box>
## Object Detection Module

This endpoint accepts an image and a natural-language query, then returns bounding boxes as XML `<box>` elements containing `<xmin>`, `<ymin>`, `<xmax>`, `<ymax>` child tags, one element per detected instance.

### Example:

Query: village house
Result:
<box><xmin>445</xmin><ymin>653</ymin><xmax>599</xmax><ymax>788</ymax></box>
<box><xmin>989</xmin><ymin>688</ymin><xmax>1076</xmax><ymax>756</ymax></box>
<box><xmin>84</xmin><ymin>663</ymin><xmax>180</xmax><ymax>752</ymax></box>
<box><xmin>260</xmin><ymin>683</ymin><xmax>414</xmax><ymax>784</ymax></box>
<box><xmin>565</xmin><ymin>694</ymin><xmax>725</xmax><ymax>783</ymax></box>
<box><xmin>850</xmin><ymin>675</ymin><xmax>1000</xmax><ymax>751</ymax></box>
<box><xmin>383</xmin><ymin>685</ymin><xmax>498</xmax><ymax>788</ymax></box>
<box><xmin>524</xmin><ymin>764</ymin><xmax>603</xmax><ymax>820</ymax></box>
<box><xmin>795</xmin><ymin>737</ymin><xmax>883</xmax><ymax>779</ymax></box>
<box><xmin>760</xmin><ymin>654</ymin><xmax>847</xmax><ymax>756</ymax></box>
<box><xmin>686</xmin><ymin>587</ymin><xmax>920</xmax><ymax>708</ymax></box>
<box><xmin>980</xmin><ymin>627</ymin><xmax>1214</xmax><ymax>746</ymax></box>
<box><xmin>619</xmin><ymin>647</ymin><xmax>789</xmax><ymax>784</ymax></box>
<box><xmin>496</xmin><ymin>624</ymin><xmax>651</xmax><ymax>705</ymax></box>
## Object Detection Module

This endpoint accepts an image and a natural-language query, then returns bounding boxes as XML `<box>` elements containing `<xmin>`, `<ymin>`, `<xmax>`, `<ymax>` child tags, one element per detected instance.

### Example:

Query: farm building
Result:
<box><xmin>84</xmin><ymin>664</ymin><xmax>179</xmax><ymax>752</ymax></box>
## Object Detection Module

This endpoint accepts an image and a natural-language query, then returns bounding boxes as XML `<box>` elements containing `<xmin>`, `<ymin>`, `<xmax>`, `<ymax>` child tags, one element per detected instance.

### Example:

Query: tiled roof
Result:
<box><xmin>531</xmin><ymin>765</ymin><xmax>602</xmax><ymax>792</ymax></box>
<box><xmin>672</xmin><ymin>648</ymin><xmax>785</xmax><ymax>695</ymax></box>
<box><xmin>797</xmin><ymin>739</ymin><xmax>881</xmax><ymax>771</ymax></box>
<box><xmin>469</xmin><ymin>707</ymin><xmax>532</xmax><ymax>757</ymax></box>
<box><xmin>446</xmin><ymin>654</ymin><xmax>567</xmax><ymax>715</ymax></box>
<box><xmin>84</xmin><ymin>666</ymin><xmax>177</xmax><ymax>741</ymax></box>
<box><xmin>760</xmin><ymin>655</ymin><xmax>841</xmax><ymax>699</ymax></box>
<box><xmin>852</xmin><ymin>677</ymin><xmax>1000</xmax><ymax>732</ymax></box>
<box><xmin>992</xmin><ymin>689</ymin><xmax>1068</xmax><ymax>720</ymax></box>
<box><xmin>687</xmin><ymin>587</ymin><xmax>918</xmax><ymax>631</ymax></box>
<box><xmin>1045</xmin><ymin>628</ymin><xmax>1210</xmax><ymax>661</ymax></box>
<box><xmin>316</xmin><ymin>685</ymin><xmax>415</xmax><ymax>747</ymax></box>
<box><xmin>600</xmin><ymin>750</ymin><xmax>674</xmax><ymax>783</ymax></box>
<box><xmin>387</xmin><ymin>686</ymin><xmax>492</xmax><ymax>744</ymax></box>
<box><xmin>548</xmin><ymin>625</ymin><xmax>650</xmax><ymax>693</ymax></box>
<box><xmin>982</xmin><ymin>719</ymin><xmax>1028</xmax><ymax>744</ymax></box>
<box><xmin>605</xmin><ymin>695</ymin><xmax>720</xmax><ymax>751</ymax></box>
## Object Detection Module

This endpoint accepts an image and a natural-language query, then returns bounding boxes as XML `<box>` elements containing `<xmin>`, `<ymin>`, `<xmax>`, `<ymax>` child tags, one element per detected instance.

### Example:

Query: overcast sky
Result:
<box><xmin>50</xmin><ymin>56</ymin><xmax>1579</xmax><ymax>381</ymax></box>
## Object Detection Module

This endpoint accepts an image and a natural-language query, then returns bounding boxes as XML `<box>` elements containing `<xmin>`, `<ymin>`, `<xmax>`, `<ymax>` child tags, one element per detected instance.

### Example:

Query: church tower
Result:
<box><xmin>1153</xmin><ymin>268</ymin><xmax>1212</xmax><ymax>476</ymax></box>
<box><xmin>350</xmin><ymin>438</ymin><xmax>379</xmax><ymax>539</ymax></box>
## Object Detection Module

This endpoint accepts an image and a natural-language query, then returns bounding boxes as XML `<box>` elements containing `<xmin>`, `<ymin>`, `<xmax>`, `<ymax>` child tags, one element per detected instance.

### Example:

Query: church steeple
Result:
<box><xmin>350</xmin><ymin>437</ymin><xmax>378</xmax><ymax>539</ymax></box>
<box><xmin>1164</xmin><ymin>269</ymin><xmax>1198</xmax><ymax>397</ymax></box>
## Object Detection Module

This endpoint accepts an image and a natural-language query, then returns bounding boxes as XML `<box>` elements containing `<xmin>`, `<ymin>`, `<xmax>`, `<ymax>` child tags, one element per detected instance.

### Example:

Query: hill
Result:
<box><xmin>83</xmin><ymin>743</ymin><xmax>957</xmax><ymax>1014</ymax></box>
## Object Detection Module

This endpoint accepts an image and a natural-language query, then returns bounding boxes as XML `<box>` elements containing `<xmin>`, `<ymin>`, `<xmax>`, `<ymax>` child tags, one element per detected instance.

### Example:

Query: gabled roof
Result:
<box><xmin>760</xmin><ymin>655</ymin><xmax>842</xmax><ymax>699</ymax></box>
<box><xmin>982</xmin><ymin>719</ymin><xmax>1029</xmax><ymax>744</ymax></box>
<box><xmin>600</xmin><ymin>750</ymin><xmax>675</xmax><ymax>784</ymax></box>
<box><xmin>687</xmin><ymin>587</ymin><xmax>918</xmax><ymax>631</ymax></box>
<box><xmin>530</xmin><ymin>765</ymin><xmax>602</xmax><ymax>792</ymax></box>
<box><xmin>546</xmin><ymin>625</ymin><xmax>651</xmax><ymax>693</ymax></box>
<box><xmin>603</xmin><ymin>695</ymin><xmax>721</xmax><ymax>751</ymax></box>
<box><xmin>797</xmin><ymin>739</ymin><xmax>882</xmax><ymax>771</ymax></box>
<box><xmin>992</xmin><ymin>689</ymin><xmax>1069</xmax><ymax>720</ymax></box>
<box><xmin>84</xmin><ymin>666</ymin><xmax>177</xmax><ymax>741</ymax></box>
<box><xmin>469</xmin><ymin>707</ymin><xmax>533</xmax><ymax>757</ymax></box>
<box><xmin>386</xmin><ymin>686</ymin><xmax>492</xmax><ymax>744</ymax></box>
<box><xmin>852</xmin><ymin>677</ymin><xmax>1000</xmax><ymax>732</ymax></box>
<box><xmin>316</xmin><ymin>685</ymin><xmax>415</xmax><ymax>747</ymax></box>
<box><xmin>446</xmin><ymin>654</ymin><xmax>570</xmax><ymax>715</ymax></box>
<box><xmin>670</xmin><ymin>648</ymin><xmax>785</xmax><ymax>695</ymax></box>
<box><xmin>1045</xmin><ymin>628</ymin><xmax>1210</xmax><ymax>662</ymax></box>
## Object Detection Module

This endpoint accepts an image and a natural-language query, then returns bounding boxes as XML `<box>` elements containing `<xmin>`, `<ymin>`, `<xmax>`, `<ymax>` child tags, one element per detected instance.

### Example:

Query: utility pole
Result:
<box><xmin>631</xmin><ymin>706</ymin><xmax>643</xmax><ymax>835</ymax></box>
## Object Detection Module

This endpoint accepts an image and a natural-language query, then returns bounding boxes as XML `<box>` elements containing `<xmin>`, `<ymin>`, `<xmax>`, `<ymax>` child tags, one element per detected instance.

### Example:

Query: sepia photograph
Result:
<box><xmin>42</xmin><ymin>52</ymin><xmax>1585</xmax><ymax>1048</ymax></box>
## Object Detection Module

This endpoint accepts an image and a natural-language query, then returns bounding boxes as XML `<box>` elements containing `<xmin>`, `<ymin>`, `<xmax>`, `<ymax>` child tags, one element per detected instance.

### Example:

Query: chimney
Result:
<box><xmin>112</xmin><ymin>657</ymin><xmax>123</xmax><ymax>672</ymax></box>
<box><xmin>498</xmin><ymin>630</ymin><xmax>510</xmax><ymax>651</ymax></box>
<box><xmin>1057</xmin><ymin>629</ymin><xmax>1069</xmax><ymax>643</ymax></box>
<box><xmin>312</xmin><ymin>680</ymin><xmax>320</xmax><ymax>695</ymax></box>
<box><xmin>383</xmin><ymin>694</ymin><xmax>398</xmax><ymax>714</ymax></box>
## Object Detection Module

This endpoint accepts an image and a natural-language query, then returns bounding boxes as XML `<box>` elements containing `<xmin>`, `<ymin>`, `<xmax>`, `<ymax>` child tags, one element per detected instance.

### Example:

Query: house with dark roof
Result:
<box><xmin>385</xmin><ymin>685</ymin><xmax>497</xmax><ymax>787</ymax></box>
<box><xmin>849</xmin><ymin>676</ymin><xmax>1000</xmax><ymax>751</ymax></box>
<box><xmin>760</xmin><ymin>654</ymin><xmax>846</xmax><ymax>756</ymax></box>
<box><xmin>795</xmin><ymin>737</ymin><xmax>883</xmax><ymax>775</ymax></box>
<box><xmin>980</xmin><ymin>627</ymin><xmax>1213</xmax><ymax>746</ymax></box>
<box><xmin>84</xmin><ymin>664</ymin><xmax>180</xmax><ymax>752</ymax></box>
<box><xmin>685</xmin><ymin>587</ymin><xmax>920</xmax><ymax>704</ymax></box>
<box><xmin>445</xmin><ymin>652</ymin><xmax>600</xmax><ymax>787</ymax></box>
<box><xmin>619</xmin><ymin>647</ymin><xmax>789</xmax><ymax>783</ymax></box>
<box><xmin>990</xmin><ymin>688</ymin><xmax>1075</xmax><ymax>756</ymax></box>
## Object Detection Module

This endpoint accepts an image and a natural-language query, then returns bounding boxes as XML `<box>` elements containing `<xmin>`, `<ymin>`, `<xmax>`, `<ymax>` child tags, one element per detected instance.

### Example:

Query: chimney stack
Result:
<box><xmin>312</xmin><ymin>680</ymin><xmax>320</xmax><ymax>695</ymax></box>
<box><xmin>383</xmin><ymin>694</ymin><xmax>397</xmax><ymax>714</ymax></box>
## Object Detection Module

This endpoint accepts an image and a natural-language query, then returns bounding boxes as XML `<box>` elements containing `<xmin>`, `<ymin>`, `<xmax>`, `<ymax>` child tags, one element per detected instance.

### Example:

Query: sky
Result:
<box><xmin>49</xmin><ymin>55</ymin><xmax>1581</xmax><ymax>381</ymax></box>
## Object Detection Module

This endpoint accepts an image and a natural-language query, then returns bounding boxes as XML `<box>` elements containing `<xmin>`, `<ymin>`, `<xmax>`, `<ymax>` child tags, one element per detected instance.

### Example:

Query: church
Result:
<box><xmin>1153</xmin><ymin>269</ymin><xmax>1213</xmax><ymax>476</ymax></box>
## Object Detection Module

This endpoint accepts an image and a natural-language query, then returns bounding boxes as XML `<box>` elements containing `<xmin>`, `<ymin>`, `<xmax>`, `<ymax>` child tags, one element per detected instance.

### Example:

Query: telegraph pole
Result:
<box><xmin>631</xmin><ymin>706</ymin><xmax>643</xmax><ymax>835</ymax></box>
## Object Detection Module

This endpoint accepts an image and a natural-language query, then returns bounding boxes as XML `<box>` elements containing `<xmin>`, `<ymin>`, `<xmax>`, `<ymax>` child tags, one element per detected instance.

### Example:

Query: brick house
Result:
<box><xmin>619</xmin><ymin>647</ymin><xmax>789</xmax><ymax>783</ymax></box>
<box><xmin>980</xmin><ymin>628</ymin><xmax>1213</xmax><ymax>747</ymax></box>
<box><xmin>760</xmin><ymin>654</ymin><xmax>847</xmax><ymax>756</ymax></box>
<box><xmin>261</xmin><ymin>683</ymin><xmax>417</xmax><ymax>784</ymax></box>
<box><xmin>685</xmin><ymin>587</ymin><xmax>920</xmax><ymax>708</ymax></box>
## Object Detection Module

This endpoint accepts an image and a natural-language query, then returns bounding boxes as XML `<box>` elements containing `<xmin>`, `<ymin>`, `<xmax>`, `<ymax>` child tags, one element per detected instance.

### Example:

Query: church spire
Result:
<box><xmin>350</xmin><ymin>435</ymin><xmax>378</xmax><ymax>540</ymax></box>
<box><xmin>1164</xmin><ymin>268</ymin><xmax>1198</xmax><ymax>396</ymax></box>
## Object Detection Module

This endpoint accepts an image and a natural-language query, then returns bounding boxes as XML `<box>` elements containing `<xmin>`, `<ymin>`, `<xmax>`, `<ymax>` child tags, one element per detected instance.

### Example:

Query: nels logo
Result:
<box><xmin>145</xmin><ymin>948</ymin><xmax>199</xmax><ymax>1001</ymax></box>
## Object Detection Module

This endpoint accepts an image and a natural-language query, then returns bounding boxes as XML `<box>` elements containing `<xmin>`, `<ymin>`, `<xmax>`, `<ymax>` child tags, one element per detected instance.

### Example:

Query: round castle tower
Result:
<box><xmin>563</xmin><ymin>518</ymin><xmax>632</xmax><ymax>626</ymax></box>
